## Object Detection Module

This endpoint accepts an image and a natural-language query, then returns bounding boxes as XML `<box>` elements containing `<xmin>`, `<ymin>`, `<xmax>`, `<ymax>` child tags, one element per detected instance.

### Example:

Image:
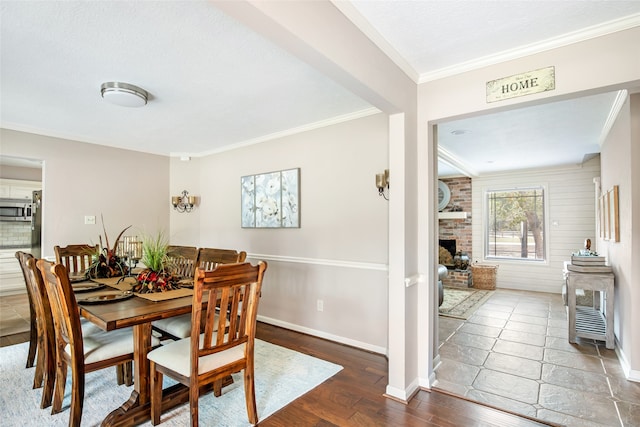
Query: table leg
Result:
<box><xmin>605</xmin><ymin>289</ymin><xmax>614</xmax><ymax>349</ymax></box>
<box><xmin>133</xmin><ymin>323</ymin><xmax>152</xmax><ymax>404</ymax></box>
<box><xmin>101</xmin><ymin>323</ymin><xmax>200</xmax><ymax>427</ymax></box>
<box><xmin>568</xmin><ymin>277</ymin><xmax>577</xmax><ymax>344</ymax></box>
<box><xmin>101</xmin><ymin>323</ymin><xmax>153</xmax><ymax>426</ymax></box>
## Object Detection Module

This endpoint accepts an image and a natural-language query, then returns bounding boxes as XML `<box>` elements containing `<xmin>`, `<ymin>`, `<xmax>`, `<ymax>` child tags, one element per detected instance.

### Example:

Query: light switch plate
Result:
<box><xmin>84</xmin><ymin>215</ymin><xmax>96</xmax><ymax>225</ymax></box>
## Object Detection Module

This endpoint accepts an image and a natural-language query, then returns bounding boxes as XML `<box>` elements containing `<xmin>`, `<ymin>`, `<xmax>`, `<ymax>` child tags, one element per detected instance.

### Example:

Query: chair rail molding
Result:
<box><xmin>246</xmin><ymin>253</ymin><xmax>388</xmax><ymax>271</ymax></box>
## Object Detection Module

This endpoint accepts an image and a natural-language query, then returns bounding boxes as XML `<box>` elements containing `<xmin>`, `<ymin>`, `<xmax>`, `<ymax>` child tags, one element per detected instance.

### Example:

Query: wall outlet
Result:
<box><xmin>84</xmin><ymin>215</ymin><xmax>96</xmax><ymax>225</ymax></box>
<box><xmin>316</xmin><ymin>299</ymin><xmax>324</xmax><ymax>312</ymax></box>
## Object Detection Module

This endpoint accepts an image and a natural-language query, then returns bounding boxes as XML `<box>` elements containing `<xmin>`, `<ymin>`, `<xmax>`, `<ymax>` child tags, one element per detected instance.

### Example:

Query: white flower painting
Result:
<box><xmin>241</xmin><ymin>168</ymin><xmax>300</xmax><ymax>228</ymax></box>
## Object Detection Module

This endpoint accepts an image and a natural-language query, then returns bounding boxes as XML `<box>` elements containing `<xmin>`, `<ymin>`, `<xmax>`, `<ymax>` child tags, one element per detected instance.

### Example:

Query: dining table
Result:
<box><xmin>75</xmin><ymin>276</ymin><xmax>204</xmax><ymax>427</ymax></box>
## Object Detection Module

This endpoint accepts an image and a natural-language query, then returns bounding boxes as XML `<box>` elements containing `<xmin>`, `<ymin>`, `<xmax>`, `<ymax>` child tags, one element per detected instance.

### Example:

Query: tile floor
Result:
<box><xmin>0</xmin><ymin>293</ymin><xmax>31</xmax><ymax>337</ymax></box>
<box><xmin>436</xmin><ymin>289</ymin><xmax>640</xmax><ymax>427</ymax></box>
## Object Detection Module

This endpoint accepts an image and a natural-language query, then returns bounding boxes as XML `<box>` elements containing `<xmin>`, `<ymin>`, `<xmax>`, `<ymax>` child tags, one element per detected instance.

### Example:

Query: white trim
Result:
<box><xmin>419</xmin><ymin>14</ymin><xmax>640</xmax><ymax>83</ymax></box>
<box><xmin>599</xmin><ymin>90</ymin><xmax>628</xmax><ymax>146</ymax></box>
<box><xmin>246</xmin><ymin>253</ymin><xmax>388</xmax><ymax>271</ymax></box>
<box><xmin>184</xmin><ymin>107</ymin><xmax>381</xmax><ymax>158</ymax></box>
<box><xmin>615</xmin><ymin>343</ymin><xmax>640</xmax><ymax>382</ymax></box>
<box><xmin>438</xmin><ymin>146</ymin><xmax>478</xmax><ymax>177</ymax></box>
<box><xmin>418</xmin><ymin>373</ymin><xmax>436</xmax><ymax>389</ymax></box>
<box><xmin>331</xmin><ymin>0</ymin><xmax>419</xmax><ymax>83</ymax></box>
<box><xmin>404</xmin><ymin>273</ymin><xmax>424</xmax><ymax>288</ymax></box>
<box><xmin>439</xmin><ymin>212</ymin><xmax>468</xmax><ymax>220</ymax></box>
<box><xmin>384</xmin><ymin>378</ymin><xmax>420</xmax><ymax>403</ymax></box>
<box><xmin>257</xmin><ymin>315</ymin><xmax>387</xmax><ymax>355</ymax></box>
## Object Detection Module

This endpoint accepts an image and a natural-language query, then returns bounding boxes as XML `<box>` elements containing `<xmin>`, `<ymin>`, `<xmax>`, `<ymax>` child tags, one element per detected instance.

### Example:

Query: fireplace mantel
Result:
<box><xmin>439</xmin><ymin>212</ymin><xmax>468</xmax><ymax>220</ymax></box>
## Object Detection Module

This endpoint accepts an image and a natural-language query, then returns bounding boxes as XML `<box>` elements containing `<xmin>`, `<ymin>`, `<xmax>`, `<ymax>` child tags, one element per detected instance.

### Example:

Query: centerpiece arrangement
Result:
<box><xmin>87</xmin><ymin>216</ymin><xmax>131</xmax><ymax>279</ymax></box>
<box><xmin>132</xmin><ymin>232</ymin><xmax>180</xmax><ymax>293</ymax></box>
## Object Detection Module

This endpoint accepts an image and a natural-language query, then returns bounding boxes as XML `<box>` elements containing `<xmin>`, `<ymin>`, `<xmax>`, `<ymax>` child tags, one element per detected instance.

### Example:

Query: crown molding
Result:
<box><xmin>598</xmin><ymin>90</ymin><xmax>628</xmax><ymax>146</ymax></box>
<box><xmin>418</xmin><ymin>13</ymin><xmax>640</xmax><ymax>83</ymax></box>
<box><xmin>438</xmin><ymin>146</ymin><xmax>477</xmax><ymax>177</ymax></box>
<box><xmin>191</xmin><ymin>107</ymin><xmax>381</xmax><ymax>158</ymax></box>
<box><xmin>331</xmin><ymin>0</ymin><xmax>420</xmax><ymax>83</ymax></box>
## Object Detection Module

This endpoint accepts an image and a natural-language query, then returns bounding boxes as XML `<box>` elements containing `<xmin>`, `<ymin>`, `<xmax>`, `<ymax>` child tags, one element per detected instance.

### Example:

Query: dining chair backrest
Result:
<box><xmin>20</xmin><ymin>253</ymin><xmax>56</xmax><ymax>408</ymax></box>
<box><xmin>192</xmin><ymin>262</ymin><xmax>266</xmax><ymax>354</ymax></box>
<box><xmin>196</xmin><ymin>247</ymin><xmax>247</xmax><ymax>271</ymax></box>
<box><xmin>15</xmin><ymin>251</ymin><xmax>38</xmax><ymax>370</ymax></box>
<box><xmin>38</xmin><ymin>260</ymin><xmax>83</xmax><ymax>361</ymax></box>
<box><xmin>147</xmin><ymin>261</ymin><xmax>267</xmax><ymax>426</ymax></box>
<box><xmin>37</xmin><ymin>259</ymin><xmax>135</xmax><ymax>426</ymax></box>
<box><xmin>166</xmin><ymin>245</ymin><xmax>198</xmax><ymax>278</ymax></box>
<box><xmin>54</xmin><ymin>244</ymin><xmax>97</xmax><ymax>278</ymax></box>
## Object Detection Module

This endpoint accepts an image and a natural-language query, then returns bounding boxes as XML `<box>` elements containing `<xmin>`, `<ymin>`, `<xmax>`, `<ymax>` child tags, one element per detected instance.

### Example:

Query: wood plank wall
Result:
<box><xmin>471</xmin><ymin>157</ymin><xmax>600</xmax><ymax>293</ymax></box>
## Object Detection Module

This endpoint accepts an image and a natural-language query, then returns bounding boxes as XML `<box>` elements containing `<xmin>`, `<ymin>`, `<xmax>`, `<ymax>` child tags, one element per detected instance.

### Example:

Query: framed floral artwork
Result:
<box><xmin>599</xmin><ymin>185</ymin><xmax>619</xmax><ymax>242</ymax></box>
<box><xmin>241</xmin><ymin>168</ymin><xmax>300</xmax><ymax>228</ymax></box>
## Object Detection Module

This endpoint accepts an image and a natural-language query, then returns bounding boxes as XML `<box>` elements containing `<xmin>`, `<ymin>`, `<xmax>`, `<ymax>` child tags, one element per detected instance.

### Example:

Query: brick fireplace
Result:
<box><xmin>439</xmin><ymin>177</ymin><xmax>472</xmax><ymax>287</ymax></box>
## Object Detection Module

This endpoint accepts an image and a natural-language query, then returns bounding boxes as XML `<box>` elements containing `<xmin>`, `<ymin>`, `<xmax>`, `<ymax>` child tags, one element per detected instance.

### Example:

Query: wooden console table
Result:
<box><xmin>565</xmin><ymin>268</ymin><xmax>615</xmax><ymax>349</ymax></box>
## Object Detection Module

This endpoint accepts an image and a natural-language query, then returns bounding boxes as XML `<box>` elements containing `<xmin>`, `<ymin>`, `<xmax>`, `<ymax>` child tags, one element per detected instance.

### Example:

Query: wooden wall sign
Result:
<box><xmin>486</xmin><ymin>66</ymin><xmax>555</xmax><ymax>103</ymax></box>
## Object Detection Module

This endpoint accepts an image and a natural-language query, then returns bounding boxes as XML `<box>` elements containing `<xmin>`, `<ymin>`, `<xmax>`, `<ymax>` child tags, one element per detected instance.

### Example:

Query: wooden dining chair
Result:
<box><xmin>37</xmin><ymin>259</ymin><xmax>142</xmax><ymax>427</ymax></box>
<box><xmin>151</xmin><ymin>247</ymin><xmax>246</xmax><ymax>340</ymax></box>
<box><xmin>15</xmin><ymin>251</ymin><xmax>39</xmax><ymax>370</ymax></box>
<box><xmin>54</xmin><ymin>244</ymin><xmax>97</xmax><ymax>279</ymax></box>
<box><xmin>166</xmin><ymin>245</ymin><xmax>198</xmax><ymax>278</ymax></box>
<box><xmin>196</xmin><ymin>247</ymin><xmax>247</xmax><ymax>271</ymax></box>
<box><xmin>16</xmin><ymin>251</ymin><xmax>55</xmax><ymax>409</ymax></box>
<box><xmin>147</xmin><ymin>261</ymin><xmax>267</xmax><ymax>427</ymax></box>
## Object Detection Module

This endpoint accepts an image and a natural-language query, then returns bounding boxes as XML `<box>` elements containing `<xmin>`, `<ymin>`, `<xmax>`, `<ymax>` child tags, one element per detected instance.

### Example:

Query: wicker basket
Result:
<box><xmin>471</xmin><ymin>264</ymin><xmax>498</xmax><ymax>290</ymax></box>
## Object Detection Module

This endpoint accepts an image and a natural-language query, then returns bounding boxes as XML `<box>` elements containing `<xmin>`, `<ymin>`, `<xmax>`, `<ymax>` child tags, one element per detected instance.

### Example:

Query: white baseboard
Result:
<box><xmin>385</xmin><ymin>378</ymin><xmax>421</xmax><ymax>403</ymax></box>
<box><xmin>257</xmin><ymin>315</ymin><xmax>387</xmax><ymax>355</ymax></box>
<box><xmin>615</xmin><ymin>343</ymin><xmax>640</xmax><ymax>382</ymax></box>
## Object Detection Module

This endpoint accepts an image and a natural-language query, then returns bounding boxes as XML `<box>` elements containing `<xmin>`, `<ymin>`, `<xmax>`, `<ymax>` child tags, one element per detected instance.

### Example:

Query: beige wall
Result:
<box><xmin>192</xmin><ymin>113</ymin><xmax>390</xmax><ymax>352</ymax></box>
<box><xmin>599</xmin><ymin>94</ymin><xmax>640</xmax><ymax>380</ymax></box>
<box><xmin>169</xmin><ymin>156</ymin><xmax>202</xmax><ymax>245</ymax></box>
<box><xmin>0</xmin><ymin>165</ymin><xmax>41</xmax><ymax>182</ymax></box>
<box><xmin>0</xmin><ymin>129</ymin><xmax>170</xmax><ymax>259</ymax></box>
<box><xmin>218</xmin><ymin>1</ymin><xmax>419</xmax><ymax>398</ymax></box>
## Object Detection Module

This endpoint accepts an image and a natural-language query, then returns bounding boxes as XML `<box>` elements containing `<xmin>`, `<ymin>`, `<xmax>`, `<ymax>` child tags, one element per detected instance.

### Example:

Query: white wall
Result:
<box><xmin>471</xmin><ymin>158</ymin><xmax>600</xmax><ymax>293</ymax></box>
<box><xmin>599</xmin><ymin>94</ymin><xmax>640</xmax><ymax>381</ymax></box>
<box><xmin>0</xmin><ymin>129</ymin><xmax>170</xmax><ymax>260</ymax></box>
<box><xmin>189</xmin><ymin>113</ymin><xmax>390</xmax><ymax>353</ymax></box>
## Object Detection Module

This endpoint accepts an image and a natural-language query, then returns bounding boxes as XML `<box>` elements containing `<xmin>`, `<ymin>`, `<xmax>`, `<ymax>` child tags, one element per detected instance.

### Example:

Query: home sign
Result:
<box><xmin>486</xmin><ymin>66</ymin><xmax>555</xmax><ymax>103</ymax></box>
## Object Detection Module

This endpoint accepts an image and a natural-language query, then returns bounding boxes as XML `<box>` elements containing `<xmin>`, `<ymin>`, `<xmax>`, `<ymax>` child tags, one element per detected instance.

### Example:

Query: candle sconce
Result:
<box><xmin>375</xmin><ymin>169</ymin><xmax>389</xmax><ymax>200</ymax></box>
<box><xmin>172</xmin><ymin>190</ymin><xmax>197</xmax><ymax>213</ymax></box>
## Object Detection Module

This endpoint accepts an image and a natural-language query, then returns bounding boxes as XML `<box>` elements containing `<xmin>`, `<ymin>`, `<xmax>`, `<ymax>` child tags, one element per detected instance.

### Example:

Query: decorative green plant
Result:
<box><xmin>140</xmin><ymin>231</ymin><xmax>169</xmax><ymax>272</ymax></box>
<box><xmin>133</xmin><ymin>231</ymin><xmax>179</xmax><ymax>293</ymax></box>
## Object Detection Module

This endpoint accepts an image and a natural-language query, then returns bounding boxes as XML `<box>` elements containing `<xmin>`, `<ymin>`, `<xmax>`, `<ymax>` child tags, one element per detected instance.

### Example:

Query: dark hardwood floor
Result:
<box><xmin>1</xmin><ymin>323</ymin><xmax>556</xmax><ymax>426</ymax></box>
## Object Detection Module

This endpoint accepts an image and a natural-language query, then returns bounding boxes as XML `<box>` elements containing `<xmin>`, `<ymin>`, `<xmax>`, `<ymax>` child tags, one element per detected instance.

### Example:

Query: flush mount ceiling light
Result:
<box><xmin>100</xmin><ymin>82</ymin><xmax>148</xmax><ymax>107</ymax></box>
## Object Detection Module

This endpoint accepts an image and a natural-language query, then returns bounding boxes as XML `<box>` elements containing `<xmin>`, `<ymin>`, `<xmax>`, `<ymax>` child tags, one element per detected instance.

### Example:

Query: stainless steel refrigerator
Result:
<box><xmin>31</xmin><ymin>190</ymin><xmax>42</xmax><ymax>258</ymax></box>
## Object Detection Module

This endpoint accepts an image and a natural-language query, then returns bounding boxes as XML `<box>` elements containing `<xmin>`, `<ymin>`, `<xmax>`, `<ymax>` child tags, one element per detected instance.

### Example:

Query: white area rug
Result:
<box><xmin>0</xmin><ymin>339</ymin><xmax>342</xmax><ymax>426</ymax></box>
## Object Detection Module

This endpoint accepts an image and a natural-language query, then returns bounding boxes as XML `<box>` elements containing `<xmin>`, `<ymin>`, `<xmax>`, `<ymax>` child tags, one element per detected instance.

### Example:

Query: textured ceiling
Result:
<box><xmin>1</xmin><ymin>1</ymin><xmax>639</xmax><ymax>176</ymax></box>
<box><xmin>0</xmin><ymin>1</ymin><xmax>372</xmax><ymax>157</ymax></box>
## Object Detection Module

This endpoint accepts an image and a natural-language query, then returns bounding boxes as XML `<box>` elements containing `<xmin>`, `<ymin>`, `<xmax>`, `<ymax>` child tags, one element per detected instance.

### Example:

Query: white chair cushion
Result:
<box><xmin>65</xmin><ymin>326</ymin><xmax>160</xmax><ymax>365</ymax></box>
<box><xmin>147</xmin><ymin>334</ymin><xmax>245</xmax><ymax>378</ymax></box>
<box><xmin>152</xmin><ymin>314</ymin><xmax>192</xmax><ymax>339</ymax></box>
<box><xmin>80</xmin><ymin>318</ymin><xmax>103</xmax><ymax>336</ymax></box>
<box><xmin>152</xmin><ymin>313</ymin><xmax>225</xmax><ymax>339</ymax></box>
